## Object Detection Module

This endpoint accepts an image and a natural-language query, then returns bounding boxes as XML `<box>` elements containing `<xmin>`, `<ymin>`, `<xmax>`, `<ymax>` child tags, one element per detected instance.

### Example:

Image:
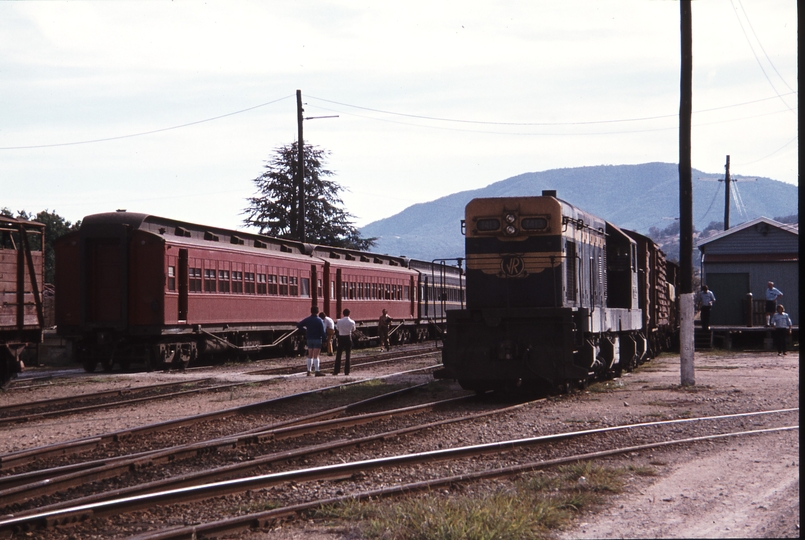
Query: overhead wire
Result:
<box><xmin>0</xmin><ymin>95</ymin><xmax>294</xmax><ymax>151</ymax></box>
<box><xmin>729</xmin><ymin>0</ymin><xmax>796</xmax><ymax>113</ymax></box>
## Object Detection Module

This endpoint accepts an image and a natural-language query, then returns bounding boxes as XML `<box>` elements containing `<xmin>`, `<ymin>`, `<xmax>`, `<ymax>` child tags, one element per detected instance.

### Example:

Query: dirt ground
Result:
<box><xmin>4</xmin><ymin>347</ymin><xmax>799</xmax><ymax>539</ymax></box>
<box><xmin>557</xmin><ymin>349</ymin><xmax>800</xmax><ymax>540</ymax></box>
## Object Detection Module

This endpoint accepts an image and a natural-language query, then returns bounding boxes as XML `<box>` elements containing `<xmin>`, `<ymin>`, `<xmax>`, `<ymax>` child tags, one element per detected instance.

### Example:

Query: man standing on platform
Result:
<box><xmin>697</xmin><ymin>285</ymin><xmax>716</xmax><ymax>331</ymax></box>
<box><xmin>765</xmin><ymin>281</ymin><xmax>783</xmax><ymax>326</ymax></box>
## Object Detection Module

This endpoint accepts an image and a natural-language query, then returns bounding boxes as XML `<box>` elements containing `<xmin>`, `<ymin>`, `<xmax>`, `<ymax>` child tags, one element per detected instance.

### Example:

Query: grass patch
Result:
<box><xmin>316</xmin><ymin>462</ymin><xmax>631</xmax><ymax>539</ymax></box>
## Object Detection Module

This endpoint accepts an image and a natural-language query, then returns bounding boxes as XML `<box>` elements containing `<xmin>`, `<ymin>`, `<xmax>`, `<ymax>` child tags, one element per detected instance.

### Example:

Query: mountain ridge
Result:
<box><xmin>360</xmin><ymin>162</ymin><xmax>798</xmax><ymax>262</ymax></box>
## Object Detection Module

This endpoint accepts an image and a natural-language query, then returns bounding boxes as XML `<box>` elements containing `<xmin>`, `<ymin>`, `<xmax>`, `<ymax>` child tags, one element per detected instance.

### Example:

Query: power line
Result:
<box><xmin>729</xmin><ymin>0</ymin><xmax>796</xmax><ymax>113</ymax></box>
<box><xmin>0</xmin><ymin>95</ymin><xmax>294</xmax><ymax>150</ymax></box>
<box><xmin>306</xmin><ymin>92</ymin><xmax>795</xmax><ymax>127</ymax></box>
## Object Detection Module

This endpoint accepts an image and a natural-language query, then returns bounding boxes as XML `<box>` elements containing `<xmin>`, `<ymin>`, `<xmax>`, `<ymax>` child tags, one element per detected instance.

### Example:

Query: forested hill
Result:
<box><xmin>360</xmin><ymin>162</ymin><xmax>798</xmax><ymax>262</ymax></box>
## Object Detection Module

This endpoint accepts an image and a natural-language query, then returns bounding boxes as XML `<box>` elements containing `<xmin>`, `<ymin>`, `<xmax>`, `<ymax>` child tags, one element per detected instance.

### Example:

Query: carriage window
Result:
<box><xmin>317</xmin><ymin>279</ymin><xmax>323</xmax><ymax>298</ymax></box>
<box><xmin>404</xmin><ymin>285</ymin><xmax>410</xmax><ymax>300</ymax></box>
<box><xmin>232</xmin><ymin>271</ymin><xmax>243</xmax><ymax>293</ymax></box>
<box><xmin>300</xmin><ymin>277</ymin><xmax>310</xmax><ymax>297</ymax></box>
<box><xmin>257</xmin><ymin>274</ymin><xmax>267</xmax><ymax>294</ymax></box>
<box><xmin>289</xmin><ymin>276</ymin><xmax>299</xmax><ymax>296</ymax></box>
<box><xmin>189</xmin><ymin>268</ymin><xmax>202</xmax><ymax>292</ymax></box>
<box><xmin>168</xmin><ymin>266</ymin><xmax>176</xmax><ymax>291</ymax></box>
<box><xmin>268</xmin><ymin>275</ymin><xmax>278</xmax><ymax>295</ymax></box>
<box><xmin>279</xmin><ymin>276</ymin><xmax>289</xmax><ymax>296</ymax></box>
<box><xmin>204</xmin><ymin>269</ymin><xmax>217</xmax><ymax>292</ymax></box>
<box><xmin>218</xmin><ymin>270</ymin><xmax>230</xmax><ymax>293</ymax></box>
<box><xmin>245</xmin><ymin>272</ymin><xmax>255</xmax><ymax>294</ymax></box>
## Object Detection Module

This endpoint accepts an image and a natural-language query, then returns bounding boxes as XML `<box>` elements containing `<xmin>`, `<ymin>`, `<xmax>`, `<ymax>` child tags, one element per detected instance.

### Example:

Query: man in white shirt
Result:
<box><xmin>319</xmin><ymin>312</ymin><xmax>335</xmax><ymax>356</ymax></box>
<box><xmin>334</xmin><ymin>309</ymin><xmax>356</xmax><ymax>375</ymax></box>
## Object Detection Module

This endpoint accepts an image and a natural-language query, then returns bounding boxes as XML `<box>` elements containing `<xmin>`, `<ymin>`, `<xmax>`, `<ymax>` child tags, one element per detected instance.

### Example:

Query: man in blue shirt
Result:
<box><xmin>298</xmin><ymin>306</ymin><xmax>326</xmax><ymax>376</ymax></box>
<box><xmin>765</xmin><ymin>282</ymin><xmax>783</xmax><ymax>327</ymax></box>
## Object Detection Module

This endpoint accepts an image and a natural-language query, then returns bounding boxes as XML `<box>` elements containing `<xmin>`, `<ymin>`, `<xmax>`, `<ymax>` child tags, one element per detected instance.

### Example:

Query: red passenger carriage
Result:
<box><xmin>55</xmin><ymin>212</ymin><xmax>459</xmax><ymax>372</ymax></box>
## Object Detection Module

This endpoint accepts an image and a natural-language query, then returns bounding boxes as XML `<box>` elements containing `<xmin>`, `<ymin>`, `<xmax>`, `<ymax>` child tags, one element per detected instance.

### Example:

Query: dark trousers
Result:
<box><xmin>773</xmin><ymin>328</ymin><xmax>788</xmax><ymax>354</ymax></box>
<box><xmin>701</xmin><ymin>306</ymin><xmax>712</xmax><ymax>331</ymax></box>
<box><xmin>334</xmin><ymin>335</ymin><xmax>352</xmax><ymax>374</ymax></box>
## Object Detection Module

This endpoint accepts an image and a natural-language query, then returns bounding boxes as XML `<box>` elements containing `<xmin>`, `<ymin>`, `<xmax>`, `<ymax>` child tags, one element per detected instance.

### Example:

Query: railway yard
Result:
<box><xmin>0</xmin><ymin>344</ymin><xmax>798</xmax><ymax>539</ymax></box>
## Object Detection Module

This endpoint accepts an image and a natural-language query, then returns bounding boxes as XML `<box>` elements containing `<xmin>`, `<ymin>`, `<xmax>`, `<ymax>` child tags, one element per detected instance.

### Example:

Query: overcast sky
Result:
<box><xmin>1</xmin><ymin>0</ymin><xmax>797</xmax><ymax>232</ymax></box>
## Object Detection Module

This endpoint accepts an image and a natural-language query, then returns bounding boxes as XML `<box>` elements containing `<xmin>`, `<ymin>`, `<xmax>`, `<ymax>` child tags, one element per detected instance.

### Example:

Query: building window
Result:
<box><xmin>189</xmin><ymin>268</ymin><xmax>202</xmax><ymax>292</ymax></box>
<box><xmin>204</xmin><ymin>269</ymin><xmax>216</xmax><ymax>292</ymax></box>
<box><xmin>168</xmin><ymin>266</ymin><xmax>176</xmax><ymax>291</ymax></box>
<box><xmin>257</xmin><ymin>274</ymin><xmax>267</xmax><ymax>294</ymax></box>
<box><xmin>245</xmin><ymin>272</ymin><xmax>255</xmax><ymax>294</ymax></box>
<box><xmin>218</xmin><ymin>270</ymin><xmax>230</xmax><ymax>293</ymax></box>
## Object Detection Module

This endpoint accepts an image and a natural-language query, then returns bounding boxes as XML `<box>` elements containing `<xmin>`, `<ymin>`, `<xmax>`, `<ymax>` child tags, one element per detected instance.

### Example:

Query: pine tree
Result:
<box><xmin>243</xmin><ymin>142</ymin><xmax>376</xmax><ymax>250</ymax></box>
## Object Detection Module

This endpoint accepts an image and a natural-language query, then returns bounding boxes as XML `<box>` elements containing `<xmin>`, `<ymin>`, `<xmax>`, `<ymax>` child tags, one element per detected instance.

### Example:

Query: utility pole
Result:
<box><xmin>296</xmin><ymin>89</ymin><xmax>306</xmax><ymax>243</ymax></box>
<box><xmin>678</xmin><ymin>0</ymin><xmax>695</xmax><ymax>386</ymax></box>
<box><xmin>723</xmin><ymin>155</ymin><xmax>731</xmax><ymax>230</ymax></box>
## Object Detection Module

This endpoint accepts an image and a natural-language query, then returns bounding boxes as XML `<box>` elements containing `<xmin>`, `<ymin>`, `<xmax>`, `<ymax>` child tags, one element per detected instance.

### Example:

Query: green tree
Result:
<box><xmin>1</xmin><ymin>208</ymin><xmax>79</xmax><ymax>283</ymax></box>
<box><xmin>243</xmin><ymin>142</ymin><xmax>376</xmax><ymax>250</ymax></box>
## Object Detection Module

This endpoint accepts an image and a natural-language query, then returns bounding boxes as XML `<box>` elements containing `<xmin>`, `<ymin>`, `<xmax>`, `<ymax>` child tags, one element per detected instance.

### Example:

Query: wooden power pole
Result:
<box><xmin>296</xmin><ymin>89</ymin><xmax>306</xmax><ymax>243</ymax></box>
<box><xmin>679</xmin><ymin>0</ymin><xmax>695</xmax><ymax>386</ymax></box>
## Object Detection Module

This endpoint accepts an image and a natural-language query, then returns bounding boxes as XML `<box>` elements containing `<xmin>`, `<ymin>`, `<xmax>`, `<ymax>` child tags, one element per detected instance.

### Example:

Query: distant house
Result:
<box><xmin>698</xmin><ymin>217</ymin><xmax>798</xmax><ymax>325</ymax></box>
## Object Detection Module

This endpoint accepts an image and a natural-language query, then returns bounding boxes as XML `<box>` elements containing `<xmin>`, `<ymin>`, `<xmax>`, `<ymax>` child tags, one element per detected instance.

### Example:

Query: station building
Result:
<box><xmin>697</xmin><ymin>217</ymin><xmax>798</xmax><ymax>326</ymax></box>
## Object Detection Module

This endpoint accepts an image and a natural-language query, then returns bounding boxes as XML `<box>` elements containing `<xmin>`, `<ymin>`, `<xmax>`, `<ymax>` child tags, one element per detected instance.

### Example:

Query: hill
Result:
<box><xmin>360</xmin><ymin>162</ymin><xmax>798</xmax><ymax>262</ymax></box>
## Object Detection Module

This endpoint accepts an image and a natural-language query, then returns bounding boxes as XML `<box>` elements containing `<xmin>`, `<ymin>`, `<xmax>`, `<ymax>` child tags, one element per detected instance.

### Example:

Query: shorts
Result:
<box><xmin>765</xmin><ymin>300</ymin><xmax>777</xmax><ymax>313</ymax></box>
<box><xmin>306</xmin><ymin>339</ymin><xmax>322</xmax><ymax>349</ymax></box>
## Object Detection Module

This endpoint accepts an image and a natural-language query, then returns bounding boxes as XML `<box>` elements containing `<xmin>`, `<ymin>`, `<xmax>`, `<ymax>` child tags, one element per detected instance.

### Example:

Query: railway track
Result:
<box><xmin>0</xmin><ymin>407</ymin><xmax>796</xmax><ymax>537</ymax></box>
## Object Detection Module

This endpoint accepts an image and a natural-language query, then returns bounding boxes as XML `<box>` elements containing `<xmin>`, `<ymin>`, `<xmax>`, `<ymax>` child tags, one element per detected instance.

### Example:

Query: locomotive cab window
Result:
<box><xmin>167</xmin><ymin>266</ymin><xmax>176</xmax><ymax>291</ymax></box>
<box><xmin>475</xmin><ymin>218</ymin><xmax>500</xmax><ymax>232</ymax></box>
<box><xmin>521</xmin><ymin>217</ymin><xmax>549</xmax><ymax>231</ymax></box>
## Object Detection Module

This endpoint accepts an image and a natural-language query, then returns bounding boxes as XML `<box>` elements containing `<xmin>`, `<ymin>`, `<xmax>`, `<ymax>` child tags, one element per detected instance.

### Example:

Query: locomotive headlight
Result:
<box><xmin>505</xmin><ymin>213</ymin><xmax>516</xmax><ymax>224</ymax></box>
<box><xmin>505</xmin><ymin>224</ymin><xmax>517</xmax><ymax>235</ymax></box>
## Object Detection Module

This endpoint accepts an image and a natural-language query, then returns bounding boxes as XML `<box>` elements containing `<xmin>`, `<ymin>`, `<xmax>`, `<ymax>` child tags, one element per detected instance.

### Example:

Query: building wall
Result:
<box><xmin>702</xmin><ymin>261</ymin><xmax>798</xmax><ymax>324</ymax></box>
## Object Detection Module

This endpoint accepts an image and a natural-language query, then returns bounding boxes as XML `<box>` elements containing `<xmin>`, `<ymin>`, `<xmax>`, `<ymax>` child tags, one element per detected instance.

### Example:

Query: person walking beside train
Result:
<box><xmin>319</xmin><ymin>312</ymin><xmax>335</xmax><ymax>356</ymax></box>
<box><xmin>297</xmin><ymin>306</ymin><xmax>326</xmax><ymax>377</ymax></box>
<box><xmin>334</xmin><ymin>309</ymin><xmax>356</xmax><ymax>376</ymax></box>
<box><xmin>770</xmin><ymin>304</ymin><xmax>793</xmax><ymax>356</ymax></box>
<box><xmin>697</xmin><ymin>285</ymin><xmax>716</xmax><ymax>331</ymax></box>
<box><xmin>378</xmin><ymin>308</ymin><xmax>392</xmax><ymax>351</ymax></box>
<box><xmin>765</xmin><ymin>282</ymin><xmax>784</xmax><ymax>326</ymax></box>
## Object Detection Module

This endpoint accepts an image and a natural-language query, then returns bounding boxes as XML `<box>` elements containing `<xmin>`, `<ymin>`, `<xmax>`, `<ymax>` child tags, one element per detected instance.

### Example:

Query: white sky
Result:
<box><xmin>0</xmin><ymin>0</ymin><xmax>797</xmax><ymax>230</ymax></box>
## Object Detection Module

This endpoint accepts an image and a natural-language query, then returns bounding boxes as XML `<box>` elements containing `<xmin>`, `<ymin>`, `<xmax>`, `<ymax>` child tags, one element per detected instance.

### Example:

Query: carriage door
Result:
<box><xmin>335</xmin><ymin>268</ymin><xmax>342</xmax><ymax>318</ymax></box>
<box><xmin>85</xmin><ymin>236</ymin><xmax>126</xmax><ymax>326</ymax></box>
<box><xmin>178</xmin><ymin>249</ymin><xmax>188</xmax><ymax>322</ymax></box>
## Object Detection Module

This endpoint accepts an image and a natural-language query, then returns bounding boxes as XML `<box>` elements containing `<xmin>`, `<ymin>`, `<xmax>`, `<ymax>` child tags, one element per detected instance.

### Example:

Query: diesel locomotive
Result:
<box><xmin>54</xmin><ymin>211</ymin><xmax>464</xmax><ymax>372</ymax></box>
<box><xmin>439</xmin><ymin>191</ymin><xmax>677</xmax><ymax>392</ymax></box>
